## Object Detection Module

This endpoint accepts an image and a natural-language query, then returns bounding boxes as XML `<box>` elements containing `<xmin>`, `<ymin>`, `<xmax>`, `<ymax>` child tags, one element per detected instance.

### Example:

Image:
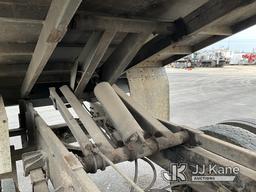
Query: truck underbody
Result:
<box><xmin>0</xmin><ymin>0</ymin><xmax>256</xmax><ymax>191</ymax></box>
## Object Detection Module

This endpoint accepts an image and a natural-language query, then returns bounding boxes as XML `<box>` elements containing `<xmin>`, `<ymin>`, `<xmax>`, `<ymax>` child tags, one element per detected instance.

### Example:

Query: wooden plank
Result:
<box><xmin>101</xmin><ymin>33</ymin><xmax>150</xmax><ymax>84</ymax></box>
<box><xmin>21</xmin><ymin>0</ymin><xmax>82</xmax><ymax>97</ymax></box>
<box><xmin>74</xmin><ymin>31</ymin><xmax>116</xmax><ymax>96</ymax></box>
<box><xmin>0</xmin><ymin>96</ymin><xmax>11</xmax><ymax>174</ymax></box>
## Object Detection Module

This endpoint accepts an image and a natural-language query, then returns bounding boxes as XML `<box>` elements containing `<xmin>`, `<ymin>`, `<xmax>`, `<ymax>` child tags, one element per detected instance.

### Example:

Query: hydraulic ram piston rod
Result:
<box><xmin>94</xmin><ymin>82</ymin><xmax>145</xmax><ymax>144</ymax></box>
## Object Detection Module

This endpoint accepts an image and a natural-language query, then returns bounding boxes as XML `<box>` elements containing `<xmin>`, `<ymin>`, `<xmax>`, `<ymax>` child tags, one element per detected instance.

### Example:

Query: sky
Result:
<box><xmin>205</xmin><ymin>24</ymin><xmax>256</xmax><ymax>52</ymax></box>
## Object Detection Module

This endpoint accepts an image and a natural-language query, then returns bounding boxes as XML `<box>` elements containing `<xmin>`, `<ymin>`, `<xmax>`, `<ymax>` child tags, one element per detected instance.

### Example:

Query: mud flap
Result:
<box><xmin>126</xmin><ymin>65</ymin><xmax>169</xmax><ymax>121</ymax></box>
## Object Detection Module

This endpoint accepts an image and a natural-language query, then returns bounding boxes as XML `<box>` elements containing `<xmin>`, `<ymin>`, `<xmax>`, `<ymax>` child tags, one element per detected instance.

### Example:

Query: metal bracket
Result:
<box><xmin>22</xmin><ymin>150</ymin><xmax>47</xmax><ymax>177</ymax></box>
<box><xmin>18</xmin><ymin>101</ymin><xmax>37</xmax><ymax>147</ymax></box>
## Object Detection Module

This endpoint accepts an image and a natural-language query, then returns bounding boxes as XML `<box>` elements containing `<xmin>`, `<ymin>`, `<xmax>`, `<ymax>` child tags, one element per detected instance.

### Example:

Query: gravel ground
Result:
<box><xmin>5</xmin><ymin>65</ymin><xmax>256</xmax><ymax>192</ymax></box>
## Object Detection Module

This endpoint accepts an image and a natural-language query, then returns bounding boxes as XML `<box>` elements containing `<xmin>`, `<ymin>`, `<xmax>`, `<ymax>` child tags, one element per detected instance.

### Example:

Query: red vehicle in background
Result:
<box><xmin>242</xmin><ymin>53</ymin><xmax>256</xmax><ymax>63</ymax></box>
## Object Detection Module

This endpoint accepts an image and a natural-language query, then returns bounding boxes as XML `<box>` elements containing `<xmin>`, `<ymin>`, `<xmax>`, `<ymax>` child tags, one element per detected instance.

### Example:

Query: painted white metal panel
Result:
<box><xmin>0</xmin><ymin>96</ymin><xmax>12</xmax><ymax>174</ymax></box>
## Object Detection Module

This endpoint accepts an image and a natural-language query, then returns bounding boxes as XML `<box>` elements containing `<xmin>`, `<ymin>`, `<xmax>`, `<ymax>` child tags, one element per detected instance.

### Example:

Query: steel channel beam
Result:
<box><xmin>162</xmin><ymin>120</ymin><xmax>256</xmax><ymax>172</ymax></box>
<box><xmin>150</xmin><ymin>146</ymin><xmax>256</xmax><ymax>191</ymax></box>
<box><xmin>0</xmin><ymin>43</ymin><xmax>35</xmax><ymax>56</ymax></box>
<box><xmin>74</xmin><ymin>15</ymin><xmax>174</xmax><ymax>34</ymax></box>
<box><xmin>0</xmin><ymin>1</ymin><xmax>50</xmax><ymax>21</ymax></box>
<box><xmin>101</xmin><ymin>33</ymin><xmax>150</xmax><ymax>84</ymax></box>
<box><xmin>70</xmin><ymin>32</ymin><xmax>105</xmax><ymax>90</ymax></box>
<box><xmin>21</xmin><ymin>0</ymin><xmax>82</xmax><ymax>97</ymax></box>
<box><xmin>59</xmin><ymin>85</ymin><xmax>113</xmax><ymax>150</ymax></box>
<box><xmin>197</xmin><ymin>134</ymin><xmax>256</xmax><ymax>171</ymax></box>
<box><xmin>34</xmin><ymin>113</ymin><xmax>101</xmax><ymax>192</ymax></box>
<box><xmin>49</xmin><ymin>87</ymin><xmax>92</xmax><ymax>157</ymax></box>
<box><xmin>94</xmin><ymin>82</ymin><xmax>145</xmax><ymax>144</ymax></box>
<box><xmin>198</xmin><ymin>26</ymin><xmax>233</xmax><ymax>36</ymax></box>
<box><xmin>128</xmin><ymin>45</ymin><xmax>192</xmax><ymax>68</ymax></box>
<box><xmin>74</xmin><ymin>31</ymin><xmax>116</xmax><ymax>96</ymax></box>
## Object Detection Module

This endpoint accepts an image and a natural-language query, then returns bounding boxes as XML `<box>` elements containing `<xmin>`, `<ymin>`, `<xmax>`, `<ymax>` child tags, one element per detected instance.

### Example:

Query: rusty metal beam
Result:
<box><xmin>73</xmin><ymin>31</ymin><xmax>116</xmax><ymax>96</ymax></box>
<box><xmin>199</xmin><ymin>26</ymin><xmax>233</xmax><ymax>36</ymax></box>
<box><xmin>101</xmin><ymin>33</ymin><xmax>150</xmax><ymax>83</ymax></box>
<box><xmin>0</xmin><ymin>43</ymin><xmax>35</xmax><ymax>56</ymax></box>
<box><xmin>0</xmin><ymin>43</ymin><xmax>86</xmax><ymax>57</ymax></box>
<box><xmin>0</xmin><ymin>1</ymin><xmax>50</xmax><ymax>21</ymax></box>
<box><xmin>162</xmin><ymin>120</ymin><xmax>256</xmax><ymax>172</ymax></box>
<box><xmin>81</xmin><ymin>131</ymin><xmax>189</xmax><ymax>172</ymax></box>
<box><xmin>34</xmin><ymin>113</ymin><xmax>102</xmax><ymax>192</ymax></box>
<box><xmin>49</xmin><ymin>87</ymin><xmax>92</xmax><ymax>157</ymax></box>
<box><xmin>133</xmin><ymin>46</ymin><xmax>192</xmax><ymax>67</ymax></box>
<box><xmin>150</xmin><ymin>146</ymin><xmax>256</xmax><ymax>191</ymax></box>
<box><xmin>70</xmin><ymin>32</ymin><xmax>103</xmax><ymax>90</ymax></box>
<box><xmin>59</xmin><ymin>85</ymin><xmax>113</xmax><ymax>150</ymax></box>
<box><xmin>197</xmin><ymin>133</ymin><xmax>256</xmax><ymax>171</ymax></box>
<box><xmin>21</xmin><ymin>0</ymin><xmax>82</xmax><ymax>97</ymax></box>
<box><xmin>0</xmin><ymin>62</ymin><xmax>71</xmax><ymax>77</ymax></box>
<box><xmin>74</xmin><ymin>15</ymin><xmax>175</xmax><ymax>34</ymax></box>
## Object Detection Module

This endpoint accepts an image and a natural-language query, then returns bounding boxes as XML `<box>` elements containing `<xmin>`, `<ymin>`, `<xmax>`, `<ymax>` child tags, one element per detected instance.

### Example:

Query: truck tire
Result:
<box><xmin>219</xmin><ymin>118</ymin><xmax>256</xmax><ymax>135</ymax></box>
<box><xmin>199</xmin><ymin>124</ymin><xmax>256</xmax><ymax>151</ymax></box>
